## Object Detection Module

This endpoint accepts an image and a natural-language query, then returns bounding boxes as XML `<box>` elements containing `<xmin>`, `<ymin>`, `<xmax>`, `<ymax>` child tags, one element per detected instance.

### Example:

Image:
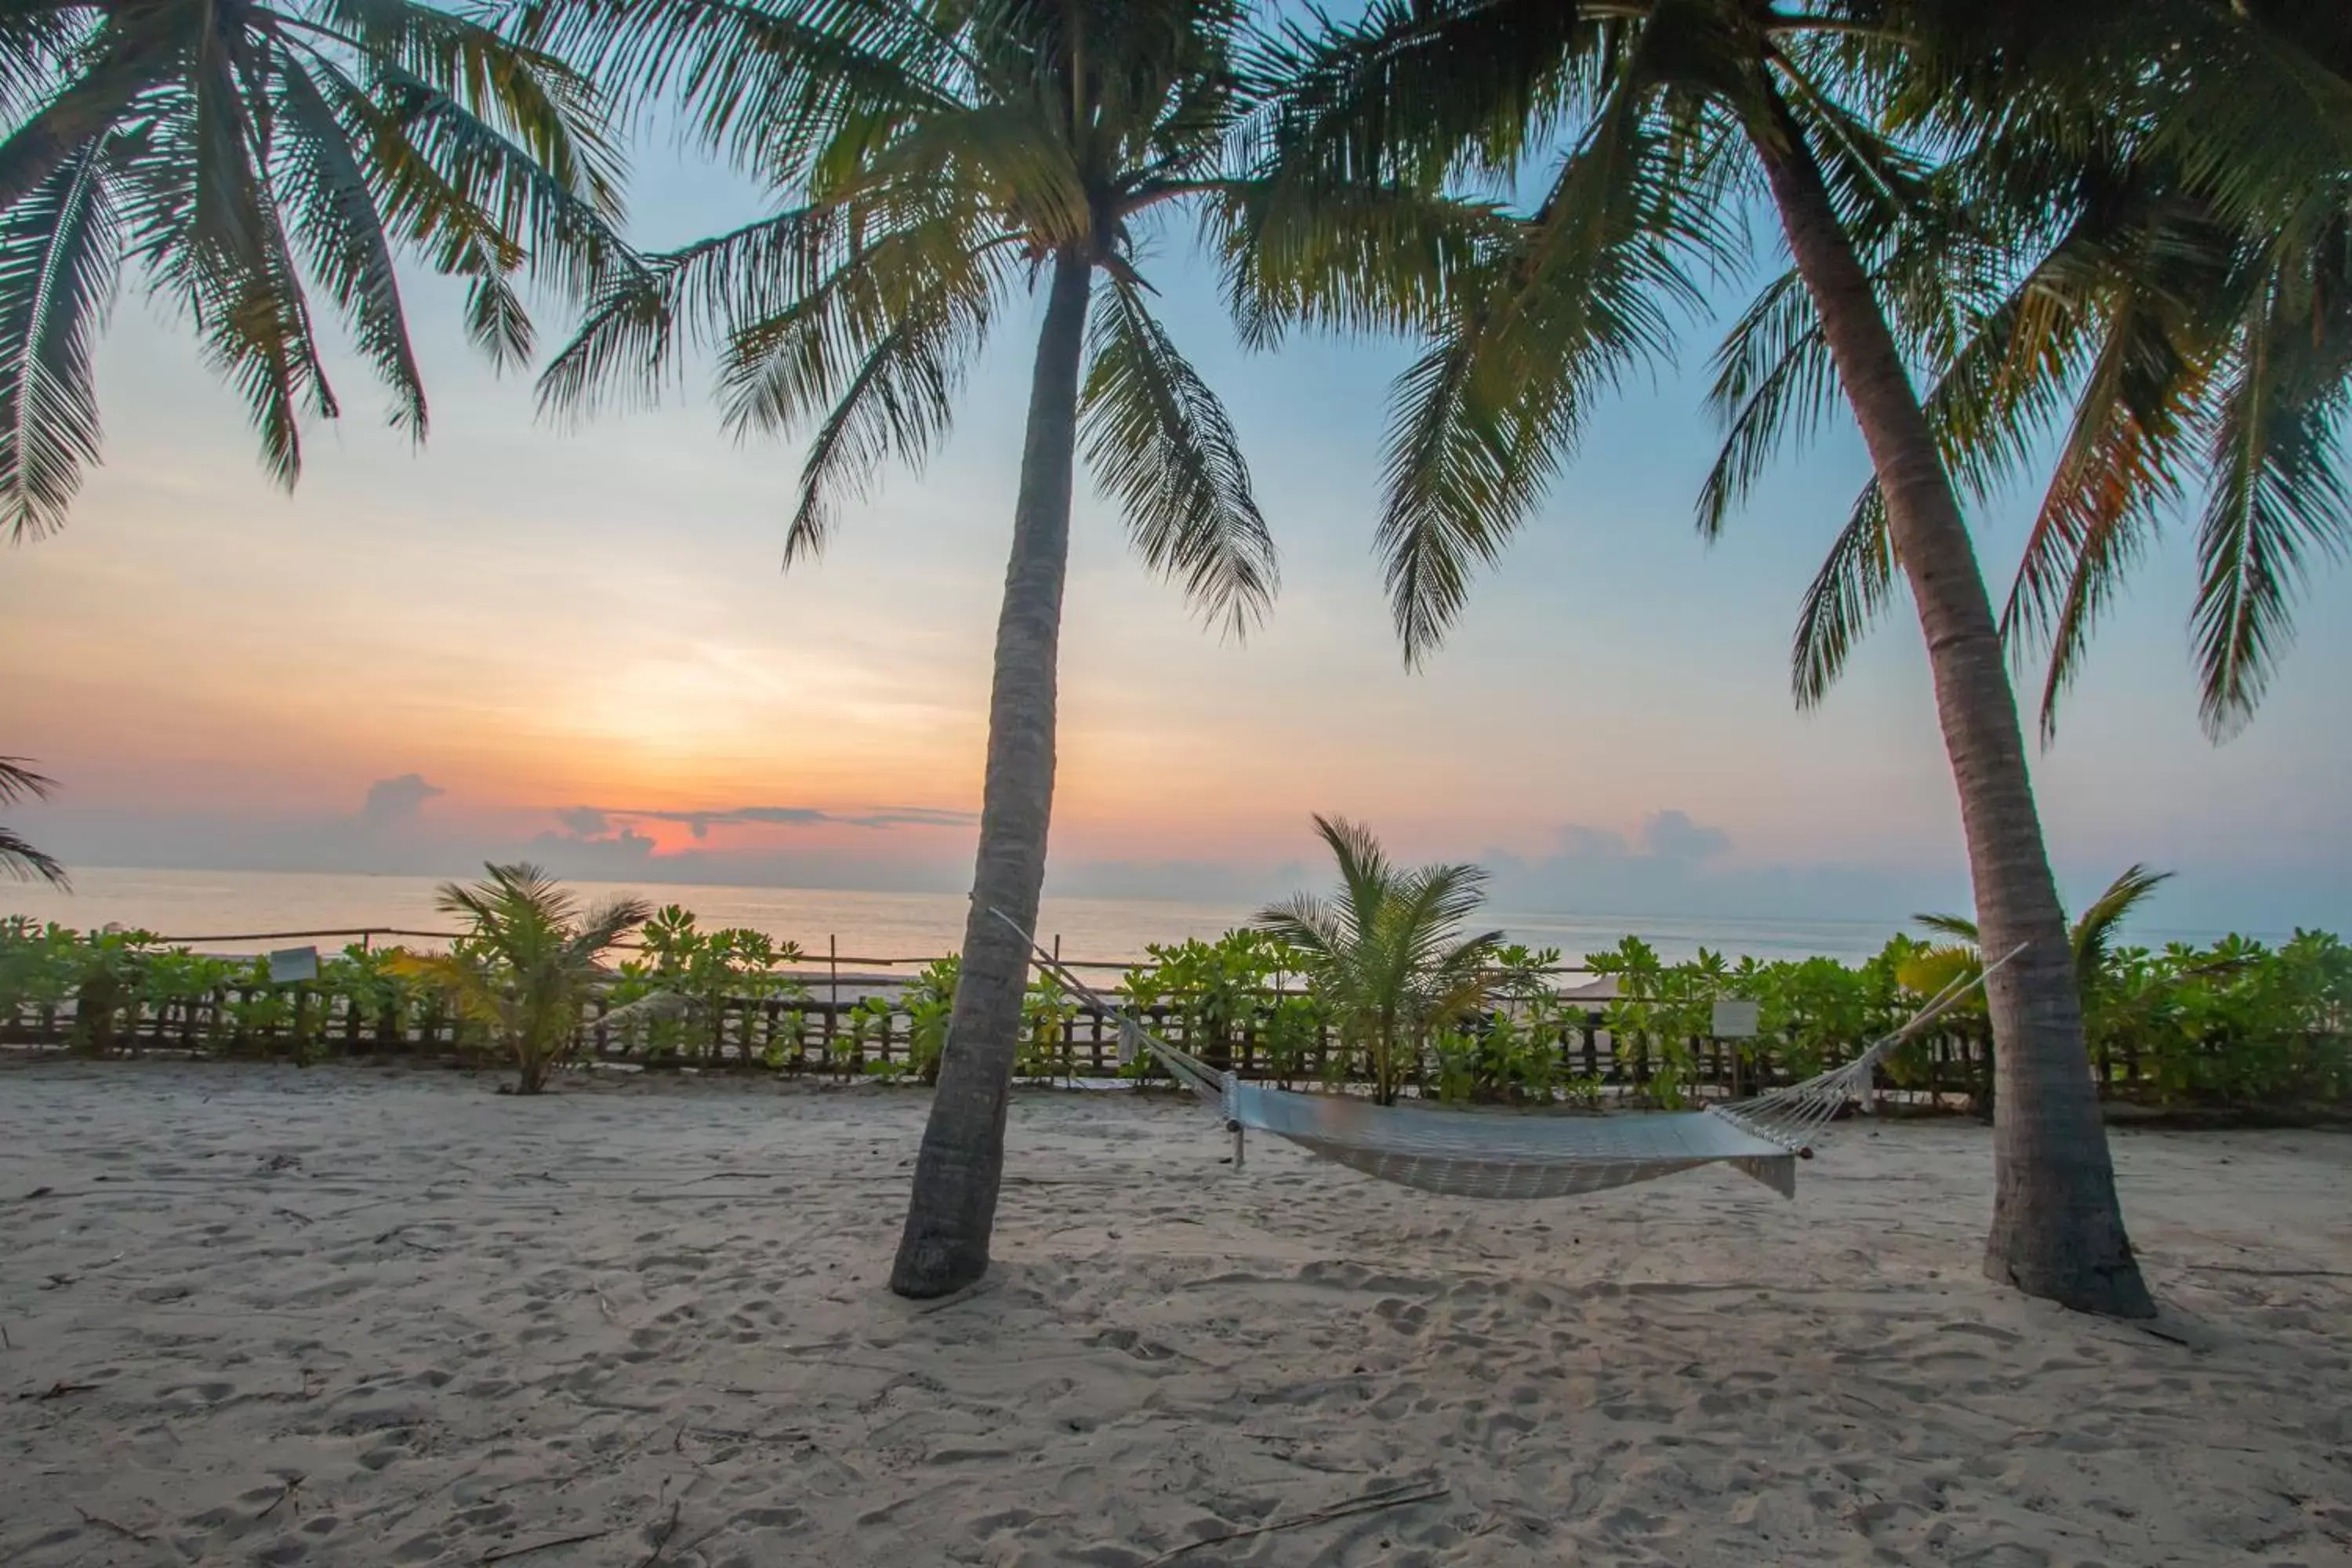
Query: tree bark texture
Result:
<box><xmin>1750</xmin><ymin>93</ymin><xmax>2154</xmax><ymax>1318</ymax></box>
<box><xmin>889</xmin><ymin>248</ymin><xmax>1094</xmax><ymax>1298</ymax></box>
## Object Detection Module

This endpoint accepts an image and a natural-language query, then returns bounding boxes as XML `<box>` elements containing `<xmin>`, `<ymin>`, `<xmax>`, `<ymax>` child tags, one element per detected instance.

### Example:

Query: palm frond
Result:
<box><xmin>2009</xmin><ymin>290</ymin><xmax>2201</xmax><ymax>742</ymax></box>
<box><xmin>204</xmin><ymin>188</ymin><xmax>339</xmax><ymax>490</ymax></box>
<box><xmin>1374</xmin><ymin>63</ymin><xmax>1732</xmax><ymax>665</ymax></box>
<box><xmin>1387</xmin><ymin>858</ymin><xmax>1494</xmax><ymax>971</ymax></box>
<box><xmin>368</xmin><ymin>56</ymin><xmax>630</xmax><ymax>294</ymax></box>
<box><xmin>1697</xmin><ymin>270</ymin><xmax>1838</xmax><ymax>541</ymax></box>
<box><xmin>0</xmin><ymin>24</ymin><xmax>163</xmax><ymax>212</ymax></box>
<box><xmin>0</xmin><ymin>822</ymin><xmax>68</xmax><ymax>887</ymax></box>
<box><xmin>515</xmin><ymin>0</ymin><xmax>964</xmax><ymax>177</ymax></box>
<box><xmin>1252</xmin><ymin>891</ymin><xmax>1348</xmax><ymax>961</ymax></box>
<box><xmin>1376</xmin><ymin>325</ymin><xmax>1541</xmax><ymax>666</ymax></box>
<box><xmin>2193</xmin><ymin>299</ymin><xmax>2352</xmax><ymax>741</ymax></box>
<box><xmin>1913</xmin><ymin>910</ymin><xmax>1980</xmax><ymax>943</ymax></box>
<box><xmin>564</xmin><ymin>894</ymin><xmax>655</xmax><ymax>967</ymax></box>
<box><xmin>1080</xmin><ymin>272</ymin><xmax>1276</xmax><ymax>637</ymax></box>
<box><xmin>534</xmin><ymin>206</ymin><xmax>839</xmax><ymax>420</ymax></box>
<box><xmin>1247</xmin><ymin>0</ymin><xmax>1606</xmax><ymax>189</ymax></box>
<box><xmin>847</xmin><ymin>100</ymin><xmax>1088</xmax><ymax>248</ymax></box>
<box><xmin>0</xmin><ymin>135</ymin><xmax>118</xmax><ymax>542</ymax></box>
<box><xmin>328</xmin><ymin>0</ymin><xmax>629</xmax><ymax>218</ymax></box>
<box><xmin>1896</xmin><ymin>942</ymin><xmax>1979</xmax><ymax>999</ymax></box>
<box><xmin>729</xmin><ymin>224</ymin><xmax>1007</xmax><ymax>562</ymax></box>
<box><xmin>1790</xmin><ymin>481</ymin><xmax>1902</xmax><ymax>707</ymax></box>
<box><xmin>129</xmin><ymin>37</ymin><xmax>340</xmax><ymax>487</ymax></box>
<box><xmin>1312</xmin><ymin>813</ymin><xmax>1395</xmax><ymax>944</ymax></box>
<box><xmin>1210</xmin><ymin>170</ymin><xmax>1511</xmax><ymax>350</ymax></box>
<box><xmin>0</xmin><ymin>10</ymin><xmax>86</xmax><ymax>130</ymax></box>
<box><xmin>2143</xmin><ymin>9</ymin><xmax>2352</xmax><ymax>241</ymax></box>
<box><xmin>713</xmin><ymin>201</ymin><xmax>996</xmax><ymax>430</ymax></box>
<box><xmin>0</xmin><ymin>758</ymin><xmax>58</xmax><ymax>806</ymax></box>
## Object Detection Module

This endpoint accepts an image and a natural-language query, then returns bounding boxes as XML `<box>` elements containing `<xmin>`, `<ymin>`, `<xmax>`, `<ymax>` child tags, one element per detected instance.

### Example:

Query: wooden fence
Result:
<box><xmin>11</xmin><ymin>982</ymin><xmax>2343</xmax><ymax>1109</ymax></box>
<box><xmin>2</xmin><ymin>984</ymin><xmax>2009</xmax><ymax>1105</ymax></box>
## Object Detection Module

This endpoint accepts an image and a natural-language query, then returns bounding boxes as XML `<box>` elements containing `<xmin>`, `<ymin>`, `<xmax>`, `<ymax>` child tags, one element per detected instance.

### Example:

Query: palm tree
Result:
<box><xmin>1748</xmin><ymin>5</ymin><xmax>2352</xmax><ymax>743</ymax></box>
<box><xmin>528</xmin><ymin>0</ymin><xmax>1290</xmax><ymax>1296</ymax></box>
<box><xmin>1245</xmin><ymin>1</ymin><xmax>2155</xmax><ymax>1313</ymax></box>
<box><xmin>387</xmin><ymin>862</ymin><xmax>649</xmax><ymax>1093</ymax></box>
<box><xmin>1256</xmin><ymin>815</ymin><xmax>1504</xmax><ymax>1105</ymax></box>
<box><xmin>0</xmin><ymin>757</ymin><xmax>67</xmax><ymax>887</ymax></box>
<box><xmin>0</xmin><ymin>0</ymin><xmax>630</xmax><ymax>539</ymax></box>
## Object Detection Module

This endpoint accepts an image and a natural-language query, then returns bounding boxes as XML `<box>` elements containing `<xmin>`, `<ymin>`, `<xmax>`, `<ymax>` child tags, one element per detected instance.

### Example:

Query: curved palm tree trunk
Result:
<box><xmin>890</xmin><ymin>249</ymin><xmax>1094</xmax><ymax>1299</ymax></box>
<box><xmin>1748</xmin><ymin>96</ymin><xmax>2154</xmax><ymax>1317</ymax></box>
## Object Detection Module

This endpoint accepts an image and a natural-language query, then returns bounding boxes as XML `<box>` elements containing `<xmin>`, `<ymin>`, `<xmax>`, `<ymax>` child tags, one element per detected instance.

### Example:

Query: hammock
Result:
<box><xmin>994</xmin><ymin>910</ymin><xmax>2016</xmax><ymax>1203</ymax></box>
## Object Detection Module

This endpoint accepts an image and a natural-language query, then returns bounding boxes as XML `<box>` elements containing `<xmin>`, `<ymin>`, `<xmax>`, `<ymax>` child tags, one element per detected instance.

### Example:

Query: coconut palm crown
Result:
<box><xmin>0</xmin><ymin>0</ymin><xmax>630</xmax><ymax>539</ymax></box>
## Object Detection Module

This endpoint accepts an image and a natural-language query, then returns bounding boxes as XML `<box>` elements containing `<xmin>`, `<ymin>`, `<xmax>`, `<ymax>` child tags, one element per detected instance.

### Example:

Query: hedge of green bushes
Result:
<box><xmin>3</xmin><ymin>914</ymin><xmax>2344</xmax><ymax>1111</ymax></box>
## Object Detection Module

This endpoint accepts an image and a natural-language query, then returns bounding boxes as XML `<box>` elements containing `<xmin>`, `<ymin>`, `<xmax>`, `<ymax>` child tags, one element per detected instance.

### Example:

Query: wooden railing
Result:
<box><xmin>0</xmin><ymin>985</ymin><xmax>2003</xmax><ymax>1105</ymax></box>
<box><xmin>5</xmin><ymin>984</ymin><xmax>2340</xmax><ymax>1109</ymax></box>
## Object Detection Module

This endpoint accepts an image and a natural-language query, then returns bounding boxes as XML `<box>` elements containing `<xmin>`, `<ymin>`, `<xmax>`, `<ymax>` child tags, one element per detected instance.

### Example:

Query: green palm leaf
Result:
<box><xmin>1699</xmin><ymin>270</ymin><xmax>1838</xmax><ymax>543</ymax></box>
<box><xmin>0</xmin><ymin>0</ymin><xmax>628</xmax><ymax>534</ymax></box>
<box><xmin>0</xmin><ymin>757</ymin><xmax>67</xmax><ymax>887</ymax></box>
<box><xmin>532</xmin><ymin>208</ymin><xmax>833</xmax><ymax>421</ymax></box>
<box><xmin>2071</xmin><ymin>863</ymin><xmax>2171</xmax><ymax>976</ymax></box>
<box><xmin>1790</xmin><ymin>482</ymin><xmax>1900</xmax><ymax>708</ymax></box>
<box><xmin>1369</xmin><ymin>57</ymin><xmax>1738</xmax><ymax>663</ymax></box>
<box><xmin>2193</xmin><ymin>314</ymin><xmax>2352</xmax><ymax>740</ymax></box>
<box><xmin>0</xmin><ymin>136</ymin><xmax>118</xmax><ymax>541</ymax></box>
<box><xmin>272</xmin><ymin>53</ymin><xmax>428</xmax><ymax>433</ymax></box>
<box><xmin>0</xmin><ymin>22</ymin><xmax>165</xmax><ymax>214</ymax></box>
<box><xmin>1213</xmin><ymin>174</ymin><xmax>1508</xmax><ymax>351</ymax></box>
<box><xmin>768</xmin><ymin>234</ymin><xmax>1006</xmax><ymax>562</ymax></box>
<box><xmin>516</xmin><ymin>0</ymin><xmax>962</xmax><ymax>174</ymax></box>
<box><xmin>1254</xmin><ymin>814</ymin><xmax>1501</xmax><ymax>1105</ymax></box>
<box><xmin>1080</xmin><ymin>271</ymin><xmax>1276</xmax><ymax>637</ymax></box>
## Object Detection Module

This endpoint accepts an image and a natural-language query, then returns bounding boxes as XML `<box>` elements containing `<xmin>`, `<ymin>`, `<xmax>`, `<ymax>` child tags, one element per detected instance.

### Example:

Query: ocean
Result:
<box><xmin>2</xmin><ymin>866</ymin><xmax>1909</xmax><ymax>970</ymax></box>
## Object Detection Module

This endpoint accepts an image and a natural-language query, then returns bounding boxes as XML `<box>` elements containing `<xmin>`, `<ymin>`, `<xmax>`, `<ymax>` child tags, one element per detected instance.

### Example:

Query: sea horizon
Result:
<box><xmin>0</xmin><ymin>865</ymin><xmax>2290</xmax><ymax>971</ymax></box>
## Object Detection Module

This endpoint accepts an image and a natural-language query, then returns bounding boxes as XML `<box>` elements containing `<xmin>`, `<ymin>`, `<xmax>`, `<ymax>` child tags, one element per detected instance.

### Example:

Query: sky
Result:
<box><xmin>3</xmin><ymin>130</ymin><xmax>2349</xmax><ymax>937</ymax></box>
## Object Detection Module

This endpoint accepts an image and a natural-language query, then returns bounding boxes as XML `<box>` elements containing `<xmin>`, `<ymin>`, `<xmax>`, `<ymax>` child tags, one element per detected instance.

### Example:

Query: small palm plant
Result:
<box><xmin>1257</xmin><ymin>815</ymin><xmax>1504</xmax><ymax>1105</ymax></box>
<box><xmin>1903</xmin><ymin>865</ymin><xmax>2173</xmax><ymax>1112</ymax></box>
<box><xmin>1904</xmin><ymin>865</ymin><xmax>2176</xmax><ymax>1010</ymax></box>
<box><xmin>0</xmin><ymin>758</ymin><xmax>67</xmax><ymax>887</ymax></box>
<box><xmin>389</xmin><ymin>863</ymin><xmax>649</xmax><ymax>1094</ymax></box>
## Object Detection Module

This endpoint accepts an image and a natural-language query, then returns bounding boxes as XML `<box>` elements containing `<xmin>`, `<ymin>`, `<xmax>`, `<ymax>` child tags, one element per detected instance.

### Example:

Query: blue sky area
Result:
<box><xmin>2</xmin><ymin>117</ymin><xmax>2347</xmax><ymax>938</ymax></box>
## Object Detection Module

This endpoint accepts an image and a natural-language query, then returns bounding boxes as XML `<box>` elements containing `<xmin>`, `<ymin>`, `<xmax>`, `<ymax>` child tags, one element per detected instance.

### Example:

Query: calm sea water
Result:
<box><xmin>2</xmin><ymin>866</ymin><xmax>1907</xmax><ymax>969</ymax></box>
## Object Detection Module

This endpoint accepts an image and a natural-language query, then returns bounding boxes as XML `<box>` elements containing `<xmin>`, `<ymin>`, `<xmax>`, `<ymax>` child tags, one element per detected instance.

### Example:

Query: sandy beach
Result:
<box><xmin>2</xmin><ymin>1062</ymin><xmax>2347</xmax><ymax>1566</ymax></box>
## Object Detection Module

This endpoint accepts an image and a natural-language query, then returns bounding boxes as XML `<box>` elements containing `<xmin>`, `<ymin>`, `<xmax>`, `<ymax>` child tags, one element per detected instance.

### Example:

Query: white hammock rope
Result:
<box><xmin>991</xmin><ymin>908</ymin><xmax>2022</xmax><ymax>1203</ymax></box>
<box><xmin>590</xmin><ymin>990</ymin><xmax>693</xmax><ymax>1034</ymax></box>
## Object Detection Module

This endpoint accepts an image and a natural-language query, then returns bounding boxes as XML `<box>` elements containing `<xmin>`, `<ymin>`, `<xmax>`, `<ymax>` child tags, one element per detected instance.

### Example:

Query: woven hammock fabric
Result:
<box><xmin>1226</xmin><ymin>1082</ymin><xmax>1800</xmax><ymax>1198</ymax></box>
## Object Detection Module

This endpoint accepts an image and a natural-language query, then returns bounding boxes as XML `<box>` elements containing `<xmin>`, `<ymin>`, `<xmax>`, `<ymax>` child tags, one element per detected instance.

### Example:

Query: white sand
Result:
<box><xmin>3</xmin><ymin>1063</ymin><xmax>2348</xmax><ymax>1567</ymax></box>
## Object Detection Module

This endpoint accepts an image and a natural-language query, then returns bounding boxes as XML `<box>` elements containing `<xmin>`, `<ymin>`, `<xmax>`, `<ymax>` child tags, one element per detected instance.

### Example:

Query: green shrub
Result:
<box><xmin>2</xmin><ymin>900</ymin><xmax>2343</xmax><ymax>1111</ymax></box>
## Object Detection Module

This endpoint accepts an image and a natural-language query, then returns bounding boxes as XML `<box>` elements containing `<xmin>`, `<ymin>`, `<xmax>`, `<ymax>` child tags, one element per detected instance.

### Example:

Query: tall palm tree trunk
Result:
<box><xmin>890</xmin><ymin>249</ymin><xmax>1093</xmax><ymax>1299</ymax></box>
<box><xmin>1748</xmin><ymin>96</ymin><xmax>2154</xmax><ymax>1318</ymax></box>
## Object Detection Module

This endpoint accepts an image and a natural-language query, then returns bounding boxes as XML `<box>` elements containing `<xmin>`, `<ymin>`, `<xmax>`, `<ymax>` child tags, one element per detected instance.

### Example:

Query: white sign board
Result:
<box><xmin>1710</xmin><ymin>998</ymin><xmax>1761</xmax><ymax>1039</ymax></box>
<box><xmin>267</xmin><ymin>946</ymin><xmax>320</xmax><ymax>985</ymax></box>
